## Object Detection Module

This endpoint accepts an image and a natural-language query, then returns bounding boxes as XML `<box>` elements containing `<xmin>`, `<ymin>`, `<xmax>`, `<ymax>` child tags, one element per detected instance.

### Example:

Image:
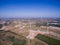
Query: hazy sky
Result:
<box><xmin>0</xmin><ymin>0</ymin><xmax>60</xmax><ymax>18</ymax></box>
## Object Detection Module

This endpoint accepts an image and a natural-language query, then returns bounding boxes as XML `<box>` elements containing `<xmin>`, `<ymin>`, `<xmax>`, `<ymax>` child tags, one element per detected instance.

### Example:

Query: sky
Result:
<box><xmin>0</xmin><ymin>0</ymin><xmax>60</xmax><ymax>18</ymax></box>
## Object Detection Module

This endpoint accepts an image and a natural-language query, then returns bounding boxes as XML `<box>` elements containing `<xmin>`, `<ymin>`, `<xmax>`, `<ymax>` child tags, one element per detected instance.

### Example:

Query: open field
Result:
<box><xmin>35</xmin><ymin>34</ymin><xmax>60</xmax><ymax>45</ymax></box>
<box><xmin>0</xmin><ymin>30</ymin><xmax>47</xmax><ymax>45</ymax></box>
<box><xmin>0</xmin><ymin>19</ymin><xmax>60</xmax><ymax>45</ymax></box>
<box><xmin>0</xmin><ymin>30</ymin><xmax>27</xmax><ymax>45</ymax></box>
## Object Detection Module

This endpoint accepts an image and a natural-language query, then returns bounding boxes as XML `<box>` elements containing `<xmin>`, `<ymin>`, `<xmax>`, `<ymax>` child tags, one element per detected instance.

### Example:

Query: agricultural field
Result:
<box><xmin>35</xmin><ymin>34</ymin><xmax>60</xmax><ymax>45</ymax></box>
<box><xmin>0</xmin><ymin>19</ymin><xmax>60</xmax><ymax>45</ymax></box>
<box><xmin>0</xmin><ymin>30</ymin><xmax>27</xmax><ymax>45</ymax></box>
<box><xmin>0</xmin><ymin>30</ymin><xmax>47</xmax><ymax>45</ymax></box>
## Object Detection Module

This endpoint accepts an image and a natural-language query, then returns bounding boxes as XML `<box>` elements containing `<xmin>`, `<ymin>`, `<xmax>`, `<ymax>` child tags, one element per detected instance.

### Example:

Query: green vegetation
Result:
<box><xmin>35</xmin><ymin>22</ymin><xmax>47</xmax><ymax>27</ymax></box>
<box><xmin>12</xmin><ymin>39</ymin><xmax>26</xmax><ymax>45</ymax></box>
<box><xmin>35</xmin><ymin>34</ymin><xmax>60</xmax><ymax>45</ymax></box>
<box><xmin>0</xmin><ymin>42</ymin><xmax>3</xmax><ymax>45</ymax></box>
<box><xmin>0</xmin><ymin>30</ymin><xmax>27</xmax><ymax>45</ymax></box>
<box><xmin>6</xmin><ymin>36</ymin><xmax>15</xmax><ymax>42</ymax></box>
<box><xmin>6</xmin><ymin>36</ymin><xmax>27</xmax><ymax>45</ymax></box>
<box><xmin>30</xmin><ymin>39</ymin><xmax>45</xmax><ymax>45</ymax></box>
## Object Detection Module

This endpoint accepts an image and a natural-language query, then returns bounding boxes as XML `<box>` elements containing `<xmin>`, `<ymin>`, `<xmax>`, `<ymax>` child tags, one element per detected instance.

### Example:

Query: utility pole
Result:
<box><xmin>47</xmin><ymin>22</ymin><xmax>48</xmax><ymax>33</ymax></box>
<box><xmin>29</xmin><ymin>20</ymin><xmax>32</xmax><ymax>30</ymax></box>
<box><xmin>30</xmin><ymin>22</ymin><xmax>31</xmax><ymax>30</ymax></box>
<box><xmin>47</xmin><ymin>21</ymin><xmax>50</xmax><ymax>36</ymax></box>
